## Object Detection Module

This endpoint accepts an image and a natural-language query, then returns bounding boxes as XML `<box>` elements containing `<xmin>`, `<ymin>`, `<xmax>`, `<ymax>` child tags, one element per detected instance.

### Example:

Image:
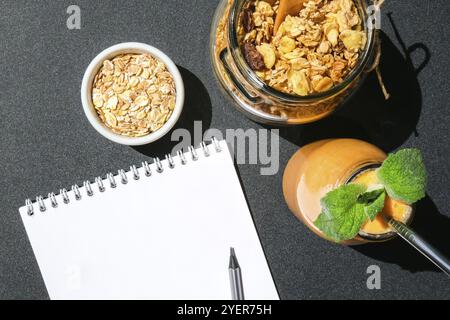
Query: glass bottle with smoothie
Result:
<box><xmin>282</xmin><ymin>139</ymin><xmax>450</xmax><ymax>275</ymax></box>
<box><xmin>282</xmin><ymin>139</ymin><xmax>413</xmax><ymax>244</ymax></box>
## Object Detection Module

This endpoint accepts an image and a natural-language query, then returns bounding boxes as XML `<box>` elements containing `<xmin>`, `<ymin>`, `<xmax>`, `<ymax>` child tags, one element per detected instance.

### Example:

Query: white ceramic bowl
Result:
<box><xmin>81</xmin><ymin>42</ymin><xmax>184</xmax><ymax>146</ymax></box>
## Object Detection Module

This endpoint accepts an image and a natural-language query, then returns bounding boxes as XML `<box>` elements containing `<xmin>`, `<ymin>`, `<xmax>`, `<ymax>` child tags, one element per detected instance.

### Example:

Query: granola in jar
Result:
<box><xmin>239</xmin><ymin>0</ymin><xmax>367</xmax><ymax>96</ymax></box>
<box><xmin>210</xmin><ymin>0</ymin><xmax>377</xmax><ymax>125</ymax></box>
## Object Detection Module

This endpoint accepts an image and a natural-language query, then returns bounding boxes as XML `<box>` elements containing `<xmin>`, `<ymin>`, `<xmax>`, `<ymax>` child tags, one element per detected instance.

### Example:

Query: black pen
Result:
<box><xmin>229</xmin><ymin>247</ymin><xmax>245</xmax><ymax>300</ymax></box>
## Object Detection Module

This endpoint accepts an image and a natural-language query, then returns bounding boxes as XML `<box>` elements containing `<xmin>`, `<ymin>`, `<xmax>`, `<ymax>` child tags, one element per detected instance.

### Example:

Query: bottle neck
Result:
<box><xmin>344</xmin><ymin>162</ymin><xmax>382</xmax><ymax>185</ymax></box>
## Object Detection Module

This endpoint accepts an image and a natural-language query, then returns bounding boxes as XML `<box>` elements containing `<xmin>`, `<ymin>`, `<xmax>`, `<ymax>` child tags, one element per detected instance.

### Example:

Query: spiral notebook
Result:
<box><xmin>18</xmin><ymin>139</ymin><xmax>278</xmax><ymax>300</ymax></box>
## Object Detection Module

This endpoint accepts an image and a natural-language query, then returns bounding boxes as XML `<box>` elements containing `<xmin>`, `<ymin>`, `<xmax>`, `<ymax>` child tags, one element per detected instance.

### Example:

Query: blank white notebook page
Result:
<box><xmin>19</xmin><ymin>140</ymin><xmax>279</xmax><ymax>300</ymax></box>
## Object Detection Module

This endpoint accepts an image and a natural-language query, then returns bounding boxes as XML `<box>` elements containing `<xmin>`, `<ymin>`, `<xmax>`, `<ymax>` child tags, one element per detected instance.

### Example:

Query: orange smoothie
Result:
<box><xmin>351</xmin><ymin>169</ymin><xmax>412</xmax><ymax>237</ymax></box>
<box><xmin>282</xmin><ymin>139</ymin><xmax>413</xmax><ymax>244</ymax></box>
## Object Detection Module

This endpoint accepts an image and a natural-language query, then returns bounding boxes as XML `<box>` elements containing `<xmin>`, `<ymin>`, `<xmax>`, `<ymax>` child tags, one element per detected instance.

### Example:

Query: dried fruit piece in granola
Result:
<box><xmin>256</xmin><ymin>43</ymin><xmax>276</xmax><ymax>69</ymax></box>
<box><xmin>243</xmin><ymin>42</ymin><xmax>265</xmax><ymax>71</ymax></box>
<box><xmin>242</xmin><ymin>6</ymin><xmax>254</xmax><ymax>33</ymax></box>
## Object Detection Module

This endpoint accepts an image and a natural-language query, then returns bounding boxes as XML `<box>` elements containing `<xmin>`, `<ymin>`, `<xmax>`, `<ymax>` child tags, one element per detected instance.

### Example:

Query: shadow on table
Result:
<box><xmin>132</xmin><ymin>66</ymin><xmax>212</xmax><ymax>158</ymax></box>
<box><xmin>273</xmin><ymin>19</ymin><xmax>430</xmax><ymax>153</ymax></box>
<box><xmin>353</xmin><ymin>196</ymin><xmax>450</xmax><ymax>273</ymax></box>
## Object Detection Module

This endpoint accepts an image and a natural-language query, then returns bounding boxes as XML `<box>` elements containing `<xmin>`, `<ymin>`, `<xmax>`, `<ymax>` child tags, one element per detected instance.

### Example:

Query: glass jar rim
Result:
<box><xmin>227</xmin><ymin>0</ymin><xmax>377</xmax><ymax>103</ymax></box>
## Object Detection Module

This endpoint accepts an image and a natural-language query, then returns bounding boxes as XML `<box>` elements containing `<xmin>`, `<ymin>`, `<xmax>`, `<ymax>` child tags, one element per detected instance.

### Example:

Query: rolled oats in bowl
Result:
<box><xmin>92</xmin><ymin>53</ymin><xmax>176</xmax><ymax>137</ymax></box>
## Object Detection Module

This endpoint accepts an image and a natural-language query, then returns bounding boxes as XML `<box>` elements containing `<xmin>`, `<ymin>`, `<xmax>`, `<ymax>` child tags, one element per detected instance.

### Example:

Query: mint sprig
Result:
<box><xmin>377</xmin><ymin>149</ymin><xmax>427</xmax><ymax>204</ymax></box>
<box><xmin>314</xmin><ymin>148</ymin><xmax>426</xmax><ymax>243</ymax></box>
<box><xmin>314</xmin><ymin>185</ymin><xmax>385</xmax><ymax>242</ymax></box>
<box><xmin>357</xmin><ymin>188</ymin><xmax>386</xmax><ymax>221</ymax></box>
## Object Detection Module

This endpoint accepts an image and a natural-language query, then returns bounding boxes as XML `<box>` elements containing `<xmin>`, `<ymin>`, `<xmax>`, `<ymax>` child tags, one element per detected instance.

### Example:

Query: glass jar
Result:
<box><xmin>282</xmin><ymin>139</ymin><xmax>414</xmax><ymax>244</ymax></box>
<box><xmin>210</xmin><ymin>0</ymin><xmax>379</xmax><ymax>125</ymax></box>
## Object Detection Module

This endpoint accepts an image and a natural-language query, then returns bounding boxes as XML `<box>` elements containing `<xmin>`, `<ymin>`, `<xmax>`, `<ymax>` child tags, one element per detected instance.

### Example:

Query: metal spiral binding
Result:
<box><xmin>95</xmin><ymin>176</ymin><xmax>105</xmax><ymax>192</ymax></box>
<box><xmin>72</xmin><ymin>185</ymin><xmax>82</xmax><ymax>200</ymax></box>
<box><xmin>36</xmin><ymin>196</ymin><xmax>46</xmax><ymax>212</ymax></box>
<box><xmin>118</xmin><ymin>169</ymin><xmax>128</xmax><ymax>185</ymax></box>
<box><xmin>154</xmin><ymin>157</ymin><xmax>164</xmax><ymax>173</ymax></box>
<box><xmin>60</xmin><ymin>188</ymin><xmax>70</xmax><ymax>204</ymax></box>
<box><xmin>84</xmin><ymin>181</ymin><xmax>94</xmax><ymax>197</ymax></box>
<box><xmin>23</xmin><ymin>139</ymin><xmax>222</xmax><ymax>215</ymax></box>
<box><xmin>166</xmin><ymin>154</ymin><xmax>175</xmax><ymax>169</ymax></box>
<box><xmin>212</xmin><ymin>137</ymin><xmax>222</xmax><ymax>152</ymax></box>
<box><xmin>130</xmin><ymin>165</ymin><xmax>140</xmax><ymax>180</ymax></box>
<box><xmin>107</xmin><ymin>173</ymin><xmax>117</xmax><ymax>188</ymax></box>
<box><xmin>142</xmin><ymin>161</ymin><xmax>152</xmax><ymax>176</ymax></box>
<box><xmin>177</xmin><ymin>150</ymin><xmax>187</xmax><ymax>165</ymax></box>
<box><xmin>48</xmin><ymin>192</ymin><xmax>58</xmax><ymax>208</ymax></box>
<box><xmin>201</xmin><ymin>141</ymin><xmax>210</xmax><ymax>157</ymax></box>
<box><xmin>188</xmin><ymin>146</ymin><xmax>198</xmax><ymax>161</ymax></box>
<box><xmin>26</xmin><ymin>199</ymin><xmax>34</xmax><ymax>216</ymax></box>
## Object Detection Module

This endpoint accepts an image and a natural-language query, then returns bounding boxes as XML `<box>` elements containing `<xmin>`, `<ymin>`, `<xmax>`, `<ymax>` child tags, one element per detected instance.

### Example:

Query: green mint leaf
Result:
<box><xmin>357</xmin><ymin>187</ymin><xmax>384</xmax><ymax>203</ymax></box>
<box><xmin>314</xmin><ymin>184</ymin><xmax>367</xmax><ymax>242</ymax></box>
<box><xmin>358</xmin><ymin>188</ymin><xmax>386</xmax><ymax>221</ymax></box>
<box><xmin>377</xmin><ymin>148</ymin><xmax>427</xmax><ymax>204</ymax></box>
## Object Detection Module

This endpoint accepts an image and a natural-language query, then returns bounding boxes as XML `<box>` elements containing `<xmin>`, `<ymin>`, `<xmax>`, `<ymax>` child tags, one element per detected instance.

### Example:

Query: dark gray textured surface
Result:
<box><xmin>0</xmin><ymin>0</ymin><xmax>449</xmax><ymax>299</ymax></box>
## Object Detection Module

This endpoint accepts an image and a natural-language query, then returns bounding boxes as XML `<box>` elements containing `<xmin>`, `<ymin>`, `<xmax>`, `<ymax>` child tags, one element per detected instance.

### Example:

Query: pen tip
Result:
<box><xmin>229</xmin><ymin>247</ymin><xmax>239</xmax><ymax>268</ymax></box>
